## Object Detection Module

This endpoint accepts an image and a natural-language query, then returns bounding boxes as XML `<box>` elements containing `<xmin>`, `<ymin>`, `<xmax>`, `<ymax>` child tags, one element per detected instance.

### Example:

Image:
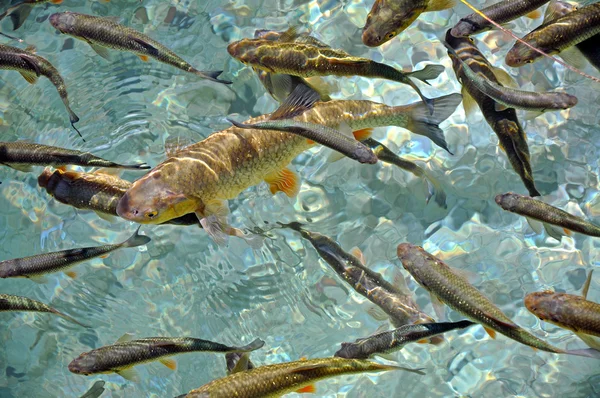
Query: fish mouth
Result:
<box><xmin>48</xmin><ymin>13</ymin><xmax>60</xmax><ymax>29</ymax></box>
<box><xmin>116</xmin><ymin>192</ymin><xmax>140</xmax><ymax>222</ymax></box>
<box><xmin>361</xmin><ymin>29</ymin><xmax>383</xmax><ymax>47</ymax></box>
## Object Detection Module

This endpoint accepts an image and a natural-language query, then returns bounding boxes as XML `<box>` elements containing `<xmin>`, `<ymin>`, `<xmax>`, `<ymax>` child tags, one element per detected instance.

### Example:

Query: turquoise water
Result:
<box><xmin>1</xmin><ymin>0</ymin><xmax>599</xmax><ymax>397</ymax></box>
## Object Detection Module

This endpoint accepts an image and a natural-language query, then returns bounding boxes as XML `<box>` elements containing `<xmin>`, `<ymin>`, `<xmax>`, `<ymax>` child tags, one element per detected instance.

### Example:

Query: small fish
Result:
<box><xmin>49</xmin><ymin>12</ymin><xmax>230</xmax><ymax>84</ymax></box>
<box><xmin>495</xmin><ymin>192</ymin><xmax>600</xmax><ymax>238</ymax></box>
<box><xmin>451</xmin><ymin>0</ymin><xmax>549</xmax><ymax>37</ymax></box>
<box><xmin>397</xmin><ymin>243</ymin><xmax>600</xmax><ymax>358</ymax></box>
<box><xmin>334</xmin><ymin>320</ymin><xmax>476</xmax><ymax>359</ymax></box>
<box><xmin>183</xmin><ymin>357</ymin><xmax>422</xmax><ymax>398</ymax></box>
<box><xmin>117</xmin><ymin>94</ymin><xmax>461</xmax><ymax>244</ymax></box>
<box><xmin>0</xmin><ymin>293</ymin><xmax>87</xmax><ymax>327</ymax></box>
<box><xmin>227</xmin><ymin>32</ymin><xmax>445</xmax><ymax>114</ymax></box>
<box><xmin>282</xmin><ymin>222</ymin><xmax>441</xmax><ymax>339</ymax></box>
<box><xmin>505</xmin><ymin>3</ymin><xmax>600</xmax><ymax>67</ymax></box>
<box><xmin>0</xmin><ymin>141</ymin><xmax>149</xmax><ymax>171</ymax></box>
<box><xmin>79</xmin><ymin>381</ymin><xmax>106</xmax><ymax>398</ymax></box>
<box><xmin>0</xmin><ymin>0</ymin><xmax>63</xmax><ymax>31</ymax></box>
<box><xmin>362</xmin><ymin>137</ymin><xmax>447</xmax><ymax>208</ymax></box>
<box><xmin>68</xmin><ymin>334</ymin><xmax>264</xmax><ymax>382</ymax></box>
<box><xmin>443</xmin><ymin>41</ymin><xmax>578</xmax><ymax>113</ymax></box>
<box><xmin>362</xmin><ymin>0</ymin><xmax>456</xmax><ymax>47</ymax></box>
<box><xmin>525</xmin><ymin>271</ymin><xmax>600</xmax><ymax>349</ymax></box>
<box><xmin>225</xmin><ymin>352</ymin><xmax>255</xmax><ymax>375</ymax></box>
<box><xmin>0</xmin><ymin>227</ymin><xmax>150</xmax><ymax>281</ymax></box>
<box><xmin>445</xmin><ymin>30</ymin><xmax>540</xmax><ymax>197</ymax></box>
<box><xmin>37</xmin><ymin>168</ymin><xmax>201</xmax><ymax>226</ymax></box>
<box><xmin>0</xmin><ymin>44</ymin><xmax>83</xmax><ymax>138</ymax></box>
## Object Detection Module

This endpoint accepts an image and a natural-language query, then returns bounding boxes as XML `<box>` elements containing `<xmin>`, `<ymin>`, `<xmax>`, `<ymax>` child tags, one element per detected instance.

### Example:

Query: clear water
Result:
<box><xmin>1</xmin><ymin>0</ymin><xmax>599</xmax><ymax>397</ymax></box>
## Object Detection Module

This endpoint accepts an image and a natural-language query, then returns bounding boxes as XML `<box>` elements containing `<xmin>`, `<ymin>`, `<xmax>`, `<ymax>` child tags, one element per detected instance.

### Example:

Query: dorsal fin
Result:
<box><xmin>278</xmin><ymin>26</ymin><xmax>299</xmax><ymax>42</ymax></box>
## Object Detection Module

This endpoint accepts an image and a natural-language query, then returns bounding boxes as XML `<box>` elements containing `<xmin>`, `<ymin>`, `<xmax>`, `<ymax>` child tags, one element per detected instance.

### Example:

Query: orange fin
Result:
<box><xmin>417</xmin><ymin>339</ymin><xmax>429</xmax><ymax>344</ymax></box>
<box><xmin>306</xmin><ymin>139</ymin><xmax>315</xmax><ymax>145</ymax></box>
<box><xmin>100</xmin><ymin>254</ymin><xmax>110</xmax><ymax>259</ymax></box>
<box><xmin>51</xmin><ymin>0</ymin><xmax>63</xmax><ymax>3</ymax></box>
<box><xmin>264</xmin><ymin>167</ymin><xmax>300</xmax><ymax>197</ymax></box>
<box><xmin>352</xmin><ymin>128</ymin><xmax>373</xmax><ymax>141</ymax></box>
<box><xmin>138</xmin><ymin>54</ymin><xmax>150</xmax><ymax>62</ymax></box>
<box><xmin>350</xmin><ymin>247</ymin><xmax>366</xmax><ymax>265</ymax></box>
<box><xmin>531</xmin><ymin>346</ymin><xmax>538</xmax><ymax>352</ymax></box>
<box><xmin>484</xmin><ymin>327</ymin><xmax>496</xmax><ymax>339</ymax></box>
<box><xmin>65</xmin><ymin>271</ymin><xmax>77</xmax><ymax>279</ymax></box>
<box><xmin>563</xmin><ymin>228</ymin><xmax>572</xmax><ymax>236</ymax></box>
<box><xmin>299</xmin><ymin>356</ymin><xmax>308</xmax><ymax>361</ymax></box>
<box><xmin>159</xmin><ymin>358</ymin><xmax>177</xmax><ymax>370</ymax></box>
<box><xmin>525</xmin><ymin>9</ymin><xmax>542</xmax><ymax>19</ymax></box>
<box><xmin>296</xmin><ymin>385</ymin><xmax>316</xmax><ymax>394</ymax></box>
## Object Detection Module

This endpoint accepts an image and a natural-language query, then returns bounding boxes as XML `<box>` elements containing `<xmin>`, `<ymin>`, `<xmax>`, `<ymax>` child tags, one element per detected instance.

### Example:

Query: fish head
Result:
<box><xmin>524</xmin><ymin>291</ymin><xmax>561</xmax><ymax>322</ymax></box>
<box><xmin>396</xmin><ymin>243</ymin><xmax>430</xmax><ymax>287</ymax></box>
<box><xmin>227</xmin><ymin>39</ymin><xmax>261</xmax><ymax>65</ymax></box>
<box><xmin>450</xmin><ymin>20</ymin><xmax>481</xmax><ymax>38</ymax></box>
<box><xmin>116</xmin><ymin>168</ymin><xmax>197</xmax><ymax>225</ymax></box>
<box><xmin>334</xmin><ymin>343</ymin><xmax>366</xmax><ymax>359</ymax></box>
<box><xmin>68</xmin><ymin>352</ymin><xmax>100</xmax><ymax>375</ymax></box>
<box><xmin>49</xmin><ymin>12</ymin><xmax>78</xmax><ymax>35</ymax></box>
<box><xmin>494</xmin><ymin>192</ymin><xmax>520</xmax><ymax>211</ymax></box>
<box><xmin>362</xmin><ymin>0</ymin><xmax>417</xmax><ymax>47</ymax></box>
<box><xmin>505</xmin><ymin>45</ymin><xmax>534</xmax><ymax>67</ymax></box>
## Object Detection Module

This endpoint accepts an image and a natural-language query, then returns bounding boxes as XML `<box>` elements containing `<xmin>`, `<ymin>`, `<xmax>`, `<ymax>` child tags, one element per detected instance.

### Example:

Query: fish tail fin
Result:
<box><xmin>401</xmin><ymin>93</ymin><xmax>462</xmax><ymax>154</ymax></box>
<box><xmin>53</xmin><ymin>309</ymin><xmax>90</xmax><ymax>328</ymax></box>
<box><xmin>276</xmin><ymin>221</ymin><xmax>305</xmax><ymax>232</ymax></box>
<box><xmin>421</xmin><ymin>169</ymin><xmax>447</xmax><ymax>208</ymax></box>
<box><xmin>5</xmin><ymin>3</ymin><xmax>33</xmax><ymax>31</ymax></box>
<box><xmin>70</xmin><ymin>119</ymin><xmax>85</xmax><ymax>142</ymax></box>
<box><xmin>565</xmin><ymin>348</ymin><xmax>600</xmax><ymax>359</ymax></box>
<box><xmin>194</xmin><ymin>70</ymin><xmax>232</xmax><ymax>84</ymax></box>
<box><xmin>236</xmin><ymin>338</ymin><xmax>265</xmax><ymax>352</ymax></box>
<box><xmin>120</xmin><ymin>226</ymin><xmax>151</xmax><ymax>248</ymax></box>
<box><xmin>383</xmin><ymin>364</ymin><xmax>426</xmax><ymax>375</ymax></box>
<box><xmin>406</xmin><ymin>64</ymin><xmax>445</xmax><ymax>86</ymax></box>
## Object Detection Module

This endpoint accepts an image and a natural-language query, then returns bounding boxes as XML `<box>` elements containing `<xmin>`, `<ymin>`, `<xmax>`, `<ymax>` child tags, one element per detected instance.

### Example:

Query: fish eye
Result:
<box><xmin>145</xmin><ymin>211</ymin><xmax>158</xmax><ymax>219</ymax></box>
<box><xmin>387</xmin><ymin>33</ymin><xmax>395</xmax><ymax>39</ymax></box>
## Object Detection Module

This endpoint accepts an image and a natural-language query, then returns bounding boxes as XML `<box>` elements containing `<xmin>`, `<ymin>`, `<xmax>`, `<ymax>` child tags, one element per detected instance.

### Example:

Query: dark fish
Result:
<box><xmin>0</xmin><ymin>0</ymin><xmax>63</xmax><ymax>31</ymax></box>
<box><xmin>49</xmin><ymin>12</ymin><xmax>230</xmax><ymax>84</ymax></box>
<box><xmin>0</xmin><ymin>293</ymin><xmax>87</xmax><ymax>327</ymax></box>
<box><xmin>397</xmin><ymin>242</ymin><xmax>600</xmax><ymax>358</ymax></box>
<box><xmin>282</xmin><ymin>222</ymin><xmax>441</xmax><ymax>341</ymax></box>
<box><xmin>37</xmin><ymin>168</ymin><xmax>201</xmax><ymax>226</ymax></box>
<box><xmin>443</xmin><ymin>41</ymin><xmax>578</xmax><ymax>112</ymax></box>
<box><xmin>334</xmin><ymin>321</ymin><xmax>476</xmax><ymax>359</ymax></box>
<box><xmin>225</xmin><ymin>352</ymin><xmax>255</xmax><ymax>374</ymax></box>
<box><xmin>227</xmin><ymin>33</ymin><xmax>445</xmax><ymax>114</ymax></box>
<box><xmin>0</xmin><ymin>44</ymin><xmax>82</xmax><ymax>138</ymax></box>
<box><xmin>495</xmin><ymin>192</ymin><xmax>600</xmax><ymax>238</ymax></box>
<box><xmin>505</xmin><ymin>3</ymin><xmax>600</xmax><ymax>67</ymax></box>
<box><xmin>68</xmin><ymin>334</ymin><xmax>265</xmax><ymax>382</ymax></box>
<box><xmin>0</xmin><ymin>227</ymin><xmax>150</xmax><ymax>281</ymax></box>
<box><xmin>184</xmin><ymin>357</ymin><xmax>421</xmax><ymax>398</ymax></box>
<box><xmin>445</xmin><ymin>30</ymin><xmax>540</xmax><ymax>197</ymax></box>
<box><xmin>0</xmin><ymin>141</ymin><xmax>149</xmax><ymax>171</ymax></box>
<box><xmin>451</xmin><ymin>0</ymin><xmax>549</xmax><ymax>37</ymax></box>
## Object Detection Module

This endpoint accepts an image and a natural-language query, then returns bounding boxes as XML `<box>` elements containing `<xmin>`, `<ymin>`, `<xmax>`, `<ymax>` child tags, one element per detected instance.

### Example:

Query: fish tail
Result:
<box><xmin>194</xmin><ymin>69</ymin><xmax>232</xmax><ymax>84</ymax></box>
<box><xmin>276</xmin><ymin>221</ymin><xmax>305</xmax><ymax>231</ymax></box>
<box><xmin>121</xmin><ymin>162</ymin><xmax>151</xmax><ymax>170</ymax></box>
<box><xmin>406</xmin><ymin>64</ymin><xmax>445</xmax><ymax>86</ymax></box>
<box><xmin>379</xmin><ymin>364</ymin><xmax>426</xmax><ymax>375</ymax></box>
<box><xmin>4</xmin><ymin>3</ymin><xmax>33</xmax><ymax>31</ymax></box>
<box><xmin>52</xmin><ymin>309</ymin><xmax>90</xmax><ymax>328</ymax></box>
<box><xmin>565</xmin><ymin>348</ymin><xmax>600</xmax><ymax>359</ymax></box>
<box><xmin>70</xmin><ymin>120</ymin><xmax>85</xmax><ymax>142</ymax></box>
<box><xmin>120</xmin><ymin>226</ymin><xmax>151</xmax><ymax>248</ymax></box>
<box><xmin>401</xmin><ymin>93</ymin><xmax>462</xmax><ymax>154</ymax></box>
<box><xmin>236</xmin><ymin>338</ymin><xmax>265</xmax><ymax>352</ymax></box>
<box><xmin>421</xmin><ymin>169</ymin><xmax>447</xmax><ymax>208</ymax></box>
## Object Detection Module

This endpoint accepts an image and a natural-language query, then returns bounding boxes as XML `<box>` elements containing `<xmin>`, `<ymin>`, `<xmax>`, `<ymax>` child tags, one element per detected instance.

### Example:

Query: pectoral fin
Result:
<box><xmin>159</xmin><ymin>358</ymin><xmax>177</xmax><ymax>370</ymax></box>
<box><xmin>366</xmin><ymin>306</ymin><xmax>388</xmax><ymax>321</ymax></box>
<box><xmin>4</xmin><ymin>163</ymin><xmax>33</xmax><ymax>172</ymax></box>
<box><xmin>86</xmin><ymin>40</ymin><xmax>111</xmax><ymax>61</ymax></box>
<box><xmin>19</xmin><ymin>70</ymin><xmax>38</xmax><ymax>84</ymax></box>
<box><xmin>350</xmin><ymin>247</ymin><xmax>366</xmax><ymax>265</ymax></box>
<box><xmin>65</xmin><ymin>271</ymin><xmax>77</xmax><ymax>279</ymax></box>
<box><xmin>491</xmin><ymin>66</ymin><xmax>518</xmax><ymax>89</ymax></box>
<box><xmin>430</xmin><ymin>293</ymin><xmax>446</xmax><ymax>321</ymax></box>
<box><xmin>29</xmin><ymin>275</ymin><xmax>48</xmax><ymax>284</ymax></box>
<box><xmin>525</xmin><ymin>9</ymin><xmax>542</xmax><ymax>19</ymax></box>
<box><xmin>461</xmin><ymin>86</ymin><xmax>478</xmax><ymax>118</ymax></box>
<box><xmin>116</xmin><ymin>367</ymin><xmax>140</xmax><ymax>382</ymax></box>
<box><xmin>526</xmin><ymin>217</ymin><xmax>543</xmax><ymax>234</ymax></box>
<box><xmin>296</xmin><ymin>385</ymin><xmax>316</xmax><ymax>394</ymax></box>
<box><xmin>576</xmin><ymin>333</ymin><xmax>600</xmax><ymax>351</ymax></box>
<box><xmin>230</xmin><ymin>352</ymin><xmax>251</xmax><ymax>374</ymax></box>
<box><xmin>199</xmin><ymin>214</ymin><xmax>229</xmax><ymax>246</ymax></box>
<box><xmin>131</xmin><ymin>37</ymin><xmax>159</xmax><ymax>57</ymax></box>
<box><xmin>543</xmin><ymin>222</ymin><xmax>567</xmax><ymax>241</ymax></box>
<box><xmin>483</xmin><ymin>327</ymin><xmax>496</xmax><ymax>339</ymax></box>
<box><xmin>115</xmin><ymin>333</ymin><xmax>134</xmax><ymax>344</ymax></box>
<box><xmin>264</xmin><ymin>167</ymin><xmax>300</xmax><ymax>197</ymax></box>
<box><xmin>559</xmin><ymin>47</ymin><xmax>588</xmax><ymax>70</ymax></box>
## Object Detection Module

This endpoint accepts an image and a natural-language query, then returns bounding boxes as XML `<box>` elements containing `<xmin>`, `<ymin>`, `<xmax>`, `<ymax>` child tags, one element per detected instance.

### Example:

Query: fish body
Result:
<box><xmin>48</xmin><ymin>12</ymin><xmax>229</xmax><ymax>84</ymax></box>
<box><xmin>397</xmin><ymin>243</ymin><xmax>599</xmax><ymax>357</ymax></box>
<box><xmin>445</xmin><ymin>30</ymin><xmax>540</xmax><ymax>197</ymax></box>
<box><xmin>116</xmin><ymin>95</ymin><xmax>461</xmax><ymax>233</ymax></box>
<box><xmin>0</xmin><ymin>293</ymin><xmax>86</xmax><ymax>327</ymax></box>
<box><xmin>227</xmin><ymin>37</ymin><xmax>445</xmax><ymax>113</ymax></box>
<box><xmin>362</xmin><ymin>0</ymin><xmax>455</xmax><ymax>47</ymax></box>
<box><xmin>184</xmin><ymin>357</ymin><xmax>415</xmax><ymax>398</ymax></box>
<box><xmin>495</xmin><ymin>192</ymin><xmax>600</xmax><ymax>237</ymax></box>
<box><xmin>334</xmin><ymin>320</ymin><xmax>476</xmax><ymax>359</ymax></box>
<box><xmin>0</xmin><ymin>44</ymin><xmax>80</xmax><ymax>134</ymax></box>
<box><xmin>505</xmin><ymin>3</ymin><xmax>600</xmax><ymax>66</ymax></box>
<box><xmin>285</xmin><ymin>222</ymin><xmax>438</xmax><ymax>332</ymax></box>
<box><xmin>0</xmin><ymin>0</ymin><xmax>62</xmax><ymax>31</ymax></box>
<box><xmin>451</xmin><ymin>0</ymin><xmax>550</xmax><ymax>37</ymax></box>
<box><xmin>0</xmin><ymin>228</ymin><xmax>150</xmax><ymax>279</ymax></box>
<box><xmin>0</xmin><ymin>141</ymin><xmax>149</xmax><ymax>170</ymax></box>
<box><xmin>69</xmin><ymin>336</ymin><xmax>264</xmax><ymax>380</ymax></box>
<box><xmin>443</xmin><ymin>42</ymin><xmax>577</xmax><ymax>112</ymax></box>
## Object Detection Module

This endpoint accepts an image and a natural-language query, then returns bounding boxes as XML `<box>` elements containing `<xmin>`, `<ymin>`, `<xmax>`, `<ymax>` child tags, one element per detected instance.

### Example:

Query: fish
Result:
<box><xmin>543</xmin><ymin>0</ymin><xmax>600</xmax><ymax>72</ymax></box>
<box><xmin>362</xmin><ymin>137</ymin><xmax>447</xmax><ymax>208</ymax></box>
<box><xmin>362</xmin><ymin>0</ymin><xmax>456</xmax><ymax>47</ymax></box>
<box><xmin>495</xmin><ymin>192</ymin><xmax>600</xmax><ymax>238</ymax></box>
<box><xmin>0</xmin><ymin>141</ymin><xmax>150</xmax><ymax>171</ymax></box>
<box><xmin>225</xmin><ymin>352</ymin><xmax>255</xmax><ymax>374</ymax></box>
<box><xmin>450</xmin><ymin>0</ymin><xmax>550</xmax><ymax>37</ymax></box>
<box><xmin>445</xmin><ymin>30</ymin><xmax>540</xmax><ymax>197</ymax></box>
<box><xmin>0</xmin><ymin>227</ymin><xmax>150</xmax><ymax>281</ymax></box>
<box><xmin>505</xmin><ymin>3</ymin><xmax>600</xmax><ymax>67</ymax></box>
<box><xmin>68</xmin><ymin>334</ymin><xmax>265</xmax><ymax>382</ymax></box>
<box><xmin>282</xmin><ymin>222</ymin><xmax>441</xmax><ymax>341</ymax></box>
<box><xmin>183</xmin><ymin>357</ymin><xmax>423</xmax><ymax>398</ymax></box>
<box><xmin>397</xmin><ymin>242</ymin><xmax>600</xmax><ymax>358</ymax></box>
<box><xmin>0</xmin><ymin>293</ymin><xmax>87</xmax><ymax>327</ymax></box>
<box><xmin>116</xmin><ymin>93</ymin><xmax>461</xmax><ymax>244</ymax></box>
<box><xmin>525</xmin><ymin>271</ymin><xmax>600</xmax><ymax>349</ymax></box>
<box><xmin>79</xmin><ymin>381</ymin><xmax>106</xmax><ymax>398</ymax></box>
<box><xmin>227</xmin><ymin>118</ymin><xmax>378</xmax><ymax>164</ymax></box>
<box><xmin>0</xmin><ymin>0</ymin><xmax>63</xmax><ymax>31</ymax></box>
<box><xmin>0</xmin><ymin>44</ymin><xmax>83</xmax><ymax>138</ymax></box>
<box><xmin>334</xmin><ymin>320</ymin><xmax>476</xmax><ymax>359</ymax></box>
<box><xmin>37</xmin><ymin>168</ymin><xmax>201</xmax><ymax>226</ymax></box>
<box><xmin>443</xmin><ymin>41</ymin><xmax>578</xmax><ymax>113</ymax></box>
<box><xmin>227</xmin><ymin>33</ymin><xmax>446</xmax><ymax>114</ymax></box>
<box><xmin>48</xmin><ymin>12</ymin><xmax>230</xmax><ymax>84</ymax></box>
